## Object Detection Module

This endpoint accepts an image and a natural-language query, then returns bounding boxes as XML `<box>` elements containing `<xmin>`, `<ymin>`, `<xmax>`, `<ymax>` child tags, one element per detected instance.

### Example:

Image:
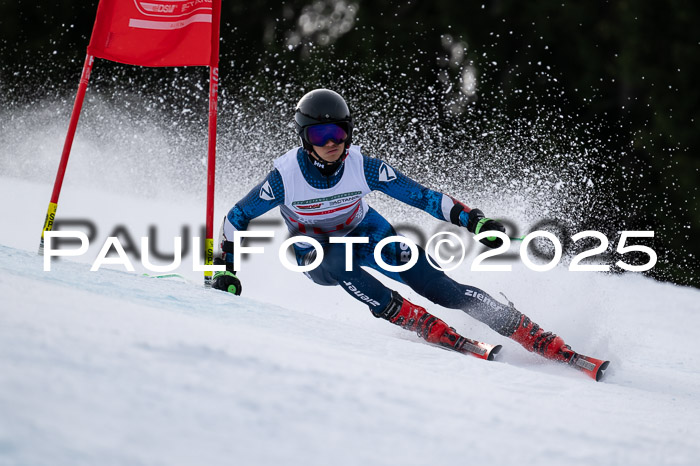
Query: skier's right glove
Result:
<box><xmin>212</xmin><ymin>258</ymin><xmax>242</xmax><ymax>296</ymax></box>
<box><xmin>212</xmin><ymin>270</ymin><xmax>242</xmax><ymax>295</ymax></box>
<box><xmin>212</xmin><ymin>233</ymin><xmax>242</xmax><ymax>295</ymax></box>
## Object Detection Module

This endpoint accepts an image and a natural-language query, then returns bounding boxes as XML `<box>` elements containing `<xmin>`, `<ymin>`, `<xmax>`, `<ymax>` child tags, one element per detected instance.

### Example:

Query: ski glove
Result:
<box><xmin>466</xmin><ymin>208</ymin><xmax>506</xmax><ymax>249</ymax></box>
<box><xmin>212</xmin><ymin>241</ymin><xmax>241</xmax><ymax>295</ymax></box>
<box><xmin>212</xmin><ymin>270</ymin><xmax>242</xmax><ymax>296</ymax></box>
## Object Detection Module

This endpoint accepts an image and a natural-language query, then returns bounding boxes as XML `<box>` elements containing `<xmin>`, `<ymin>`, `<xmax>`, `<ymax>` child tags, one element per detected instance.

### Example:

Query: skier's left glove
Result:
<box><xmin>466</xmin><ymin>208</ymin><xmax>506</xmax><ymax>249</ymax></box>
<box><xmin>449</xmin><ymin>201</ymin><xmax>506</xmax><ymax>248</ymax></box>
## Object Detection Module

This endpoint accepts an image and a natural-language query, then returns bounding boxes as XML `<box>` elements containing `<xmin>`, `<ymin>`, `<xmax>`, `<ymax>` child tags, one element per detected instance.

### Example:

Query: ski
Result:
<box><xmin>567</xmin><ymin>352</ymin><xmax>610</xmax><ymax>381</ymax></box>
<box><xmin>454</xmin><ymin>337</ymin><xmax>503</xmax><ymax>361</ymax></box>
<box><xmin>142</xmin><ymin>273</ymin><xmax>187</xmax><ymax>280</ymax></box>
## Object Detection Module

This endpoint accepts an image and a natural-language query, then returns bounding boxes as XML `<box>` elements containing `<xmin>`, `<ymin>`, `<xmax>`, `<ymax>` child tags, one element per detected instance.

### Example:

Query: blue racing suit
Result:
<box><xmin>222</xmin><ymin>147</ymin><xmax>519</xmax><ymax>336</ymax></box>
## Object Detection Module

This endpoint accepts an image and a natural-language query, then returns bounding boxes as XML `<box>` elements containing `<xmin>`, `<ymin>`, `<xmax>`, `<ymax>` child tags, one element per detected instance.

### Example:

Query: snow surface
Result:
<box><xmin>1</xmin><ymin>168</ymin><xmax>700</xmax><ymax>466</ymax></box>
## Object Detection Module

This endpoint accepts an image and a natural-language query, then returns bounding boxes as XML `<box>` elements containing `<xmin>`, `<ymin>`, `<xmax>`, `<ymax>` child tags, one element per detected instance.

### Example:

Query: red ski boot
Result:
<box><xmin>509</xmin><ymin>314</ymin><xmax>573</xmax><ymax>362</ymax></box>
<box><xmin>375</xmin><ymin>292</ymin><xmax>501</xmax><ymax>360</ymax></box>
<box><xmin>508</xmin><ymin>313</ymin><xmax>610</xmax><ymax>381</ymax></box>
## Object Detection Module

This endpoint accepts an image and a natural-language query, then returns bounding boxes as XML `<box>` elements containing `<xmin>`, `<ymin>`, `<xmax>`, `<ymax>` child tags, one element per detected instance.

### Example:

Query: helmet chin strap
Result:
<box><xmin>306</xmin><ymin>145</ymin><xmax>349</xmax><ymax>176</ymax></box>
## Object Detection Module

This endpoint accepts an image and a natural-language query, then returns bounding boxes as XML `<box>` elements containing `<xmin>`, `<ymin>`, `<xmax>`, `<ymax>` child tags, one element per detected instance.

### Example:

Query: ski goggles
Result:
<box><xmin>304</xmin><ymin>123</ymin><xmax>348</xmax><ymax>147</ymax></box>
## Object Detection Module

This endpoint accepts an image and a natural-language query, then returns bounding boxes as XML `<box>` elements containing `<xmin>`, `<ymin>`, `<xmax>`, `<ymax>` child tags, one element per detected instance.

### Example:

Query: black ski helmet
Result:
<box><xmin>294</xmin><ymin>89</ymin><xmax>353</xmax><ymax>151</ymax></box>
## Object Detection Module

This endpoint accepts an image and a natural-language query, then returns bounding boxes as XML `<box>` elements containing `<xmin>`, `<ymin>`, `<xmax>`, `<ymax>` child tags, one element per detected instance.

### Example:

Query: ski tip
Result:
<box><xmin>595</xmin><ymin>360</ymin><xmax>611</xmax><ymax>382</ymax></box>
<box><xmin>487</xmin><ymin>344</ymin><xmax>503</xmax><ymax>361</ymax></box>
<box><xmin>570</xmin><ymin>353</ymin><xmax>611</xmax><ymax>381</ymax></box>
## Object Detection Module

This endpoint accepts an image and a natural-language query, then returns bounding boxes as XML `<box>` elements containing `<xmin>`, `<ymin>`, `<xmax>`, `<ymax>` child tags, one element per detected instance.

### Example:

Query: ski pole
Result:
<box><xmin>480</xmin><ymin>234</ymin><xmax>525</xmax><ymax>242</ymax></box>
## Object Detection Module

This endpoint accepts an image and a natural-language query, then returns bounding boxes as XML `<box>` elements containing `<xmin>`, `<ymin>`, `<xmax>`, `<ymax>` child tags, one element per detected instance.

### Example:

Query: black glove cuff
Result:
<box><xmin>466</xmin><ymin>208</ymin><xmax>485</xmax><ymax>233</ymax></box>
<box><xmin>449</xmin><ymin>204</ymin><xmax>464</xmax><ymax>226</ymax></box>
<box><xmin>214</xmin><ymin>257</ymin><xmax>236</xmax><ymax>274</ymax></box>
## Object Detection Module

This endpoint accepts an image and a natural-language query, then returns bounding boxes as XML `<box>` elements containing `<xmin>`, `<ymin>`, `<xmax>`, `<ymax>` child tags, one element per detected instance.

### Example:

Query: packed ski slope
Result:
<box><xmin>1</xmin><ymin>173</ymin><xmax>699</xmax><ymax>466</ymax></box>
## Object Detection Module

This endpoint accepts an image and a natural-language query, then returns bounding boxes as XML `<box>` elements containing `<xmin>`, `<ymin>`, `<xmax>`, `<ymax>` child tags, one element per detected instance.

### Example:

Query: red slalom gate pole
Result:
<box><xmin>203</xmin><ymin>2</ymin><xmax>222</xmax><ymax>287</ymax></box>
<box><xmin>203</xmin><ymin>64</ymin><xmax>219</xmax><ymax>287</ymax></box>
<box><xmin>38</xmin><ymin>53</ymin><xmax>95</xmax><ymax>255</ymax></box>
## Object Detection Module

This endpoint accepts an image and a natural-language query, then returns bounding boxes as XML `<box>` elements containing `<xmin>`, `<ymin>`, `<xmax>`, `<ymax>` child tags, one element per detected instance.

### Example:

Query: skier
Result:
<box><xmin>213</xmin><ymin>88</ymin><xmax>592</xmax><ymax>370</ymax></box>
